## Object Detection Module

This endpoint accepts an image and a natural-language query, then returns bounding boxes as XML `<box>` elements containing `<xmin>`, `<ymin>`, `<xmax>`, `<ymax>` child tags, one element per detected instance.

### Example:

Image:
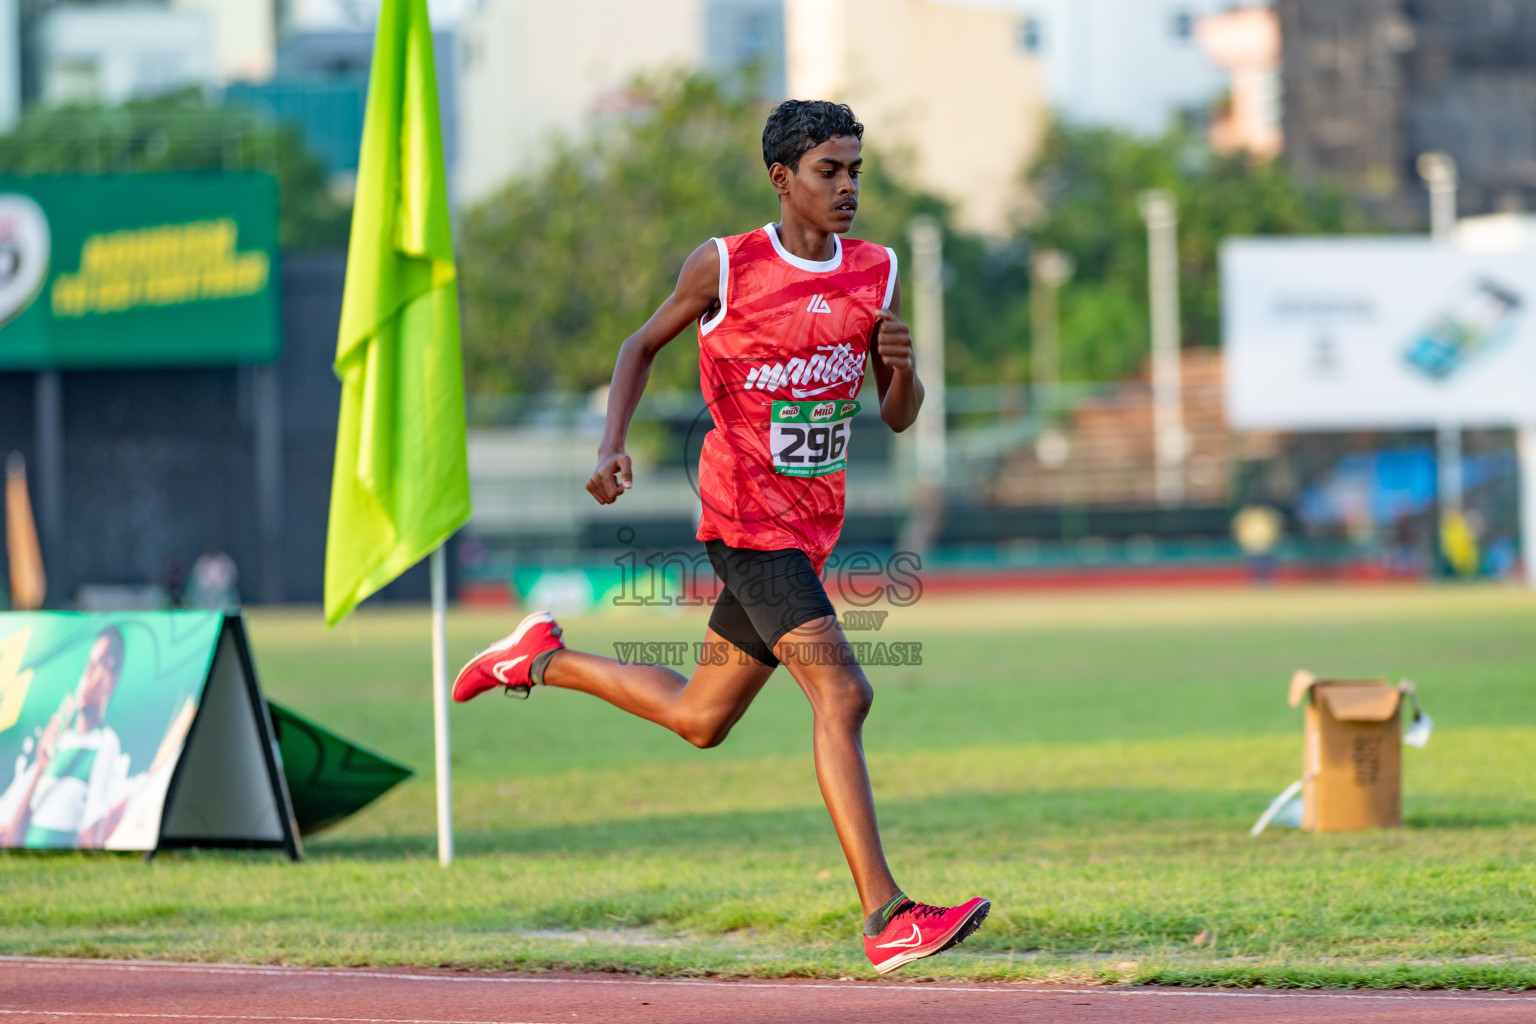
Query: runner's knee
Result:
<box><xmin>811</xmin><ymin>670</ymin><xmax>873</xmax><ymax>725</ymax></box>
<box><xmin>674</xmin><ymin>706</ymin><xmax>734</xmax><ymax>749</ymax></box>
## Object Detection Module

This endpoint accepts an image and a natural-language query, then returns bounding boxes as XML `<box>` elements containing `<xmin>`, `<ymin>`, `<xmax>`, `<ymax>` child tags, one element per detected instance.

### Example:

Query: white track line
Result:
<box><xmin>3</xmin><ymin>957</ymin><xmax>1531</xmax><ymax>1003</ymax></box>
<box><xmin>0</xmin><ymin>1012</ymin><xmax>562</xmax><ymax>1024</ymax></box>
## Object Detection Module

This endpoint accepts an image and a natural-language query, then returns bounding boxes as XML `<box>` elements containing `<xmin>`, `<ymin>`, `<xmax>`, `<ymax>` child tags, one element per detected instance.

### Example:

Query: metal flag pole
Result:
<box><xmin>430</xmin><ymin>545</ymin><xmax>453</xmax><ymax>866</ymax></box>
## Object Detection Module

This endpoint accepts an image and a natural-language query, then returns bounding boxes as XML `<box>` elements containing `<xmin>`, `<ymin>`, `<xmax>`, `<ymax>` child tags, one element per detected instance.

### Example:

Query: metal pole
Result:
<box><xmin>1419</xmin><ymin>151</ymin><xmax>1458</xmax><ymax>240</ymax></box>
<box><xmin>896</xmin><ymin>216</ymin><xmax>947</xmax><ymax>558</ymax></box>
<box><xmin>1139</xmin><ymin>190</ymin><xmax>1186</xmax><ymax>507</ymax></box>
<box><xmin>1520</xmin><ymin>425</ymin><xmax>1536</xmax><ymax>587</ymax></box>
<box><xmin>33</xmin><ymin>371</ymin><xmax>63</xmax><ymax>552</ymax></box>
<box><xmin>1419</xmin><ymin>153</ymin><xmax>1464</xmax><ymax>519</ymax></box>
<box><xmin>909</xmin><ymin>216</ymin><xmax>946</xmax><ymax>487</ymax></box>
<box><xmin>1436</xmin><ymin>419</ymin><xmax>1463</xmax><ymax>516</ymax></box>
<box><xmin>430</xmin><ymin>545</ymin><xmax>453</xmax><ymax>866</ymax></box>
<box><xmin>253</xmin><ymin>364</ymin><xmax>285</xmax><ymax>603</ymax></box>
<box><xmin>1030</xmin><ymin>249</ymin><xmax>1074</xmax><ymax>417</ymax></box>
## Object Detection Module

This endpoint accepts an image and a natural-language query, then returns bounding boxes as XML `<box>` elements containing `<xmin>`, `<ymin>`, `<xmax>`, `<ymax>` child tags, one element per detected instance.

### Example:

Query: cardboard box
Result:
<box><xmin>1288</xmin><ymin>670</ymin><xmax>1405</xmax><ymax>832</ymax></box>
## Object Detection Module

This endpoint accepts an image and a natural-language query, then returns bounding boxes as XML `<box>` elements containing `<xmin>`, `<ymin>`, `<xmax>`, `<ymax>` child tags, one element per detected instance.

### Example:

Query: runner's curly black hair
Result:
<box><xmin>762</xmin><ymin>100</ymin><xmax>864</xmax><ymax>170</ymax></box>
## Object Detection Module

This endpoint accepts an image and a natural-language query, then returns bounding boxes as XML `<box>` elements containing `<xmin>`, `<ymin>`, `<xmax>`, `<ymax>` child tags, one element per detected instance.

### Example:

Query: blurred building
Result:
<box><xmin>1009</xmin><ymin>0</ymin><xmax>1238</xmax><ymax>137</ymax></box>
<box><xmin>786</xmin><ymin>0</ymin><xmax>1045</xmax><ymax>233</ymax></box>
<box><xmin>37</xmin><ymin>4</ymin><xmax>218</xmax><ymax>106</ymax></box>
<box><xmin>1280</xmin><ymin>0</ymin><xmax>1536</xmax><ymax>226</ymax></box>
<box><xmin>226</xmin><ymin>28</ymin><xmax>459</xmax><ymax>188</ymax></box>
<box><xmin>25</xmin><ymin>0</ymin><xmax>275</xmax><ymax>110</ymax></box>
<box><xmin>709</xmin><ymin>0</ymin><xmax>787</xmax><ymax>95</ymax></box>
<box><xmin>225</xmin><ymin>33</ymin><xmax>369</xmax><ymax>182</ymax></box>
<box><xmin>1197</xmin><ymin>4</ymin><xmax>1281</xmax><ymax>159</ymax></box>
<box><xmin>455</xmin><ymin>0</ymin><xmax>784</xmax><ymax>204</ymax></box>
<box><xmin>174</xmin><ymin>0</ymin><xmax>277</xmax><ymax>83</ymax></box>
<box><xmin>453</xmin><ymin>0</ymin><xmax>1248</xmax><ymax>219</ymax></box>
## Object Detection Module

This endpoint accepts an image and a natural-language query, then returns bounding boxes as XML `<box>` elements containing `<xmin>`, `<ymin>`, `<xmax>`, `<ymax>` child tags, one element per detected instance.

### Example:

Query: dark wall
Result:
<box><xmin>64</xmin><ymin>367</ymin><xmax>259</xmax><ymax>598</ymax></box>
<box><xmin>275</xmin><ymin>251</ymin><xmax>345</xmax><ymax>605</ymax></box>
<box><xmin>0</xmin><ymin>251</ymin><xmax>436</xmax><ymax>608</ymax></box>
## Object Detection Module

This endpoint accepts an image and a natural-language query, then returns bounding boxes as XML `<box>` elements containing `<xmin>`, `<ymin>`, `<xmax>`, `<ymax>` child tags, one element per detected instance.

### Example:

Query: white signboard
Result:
<box><xmin>1223</xmin><ymin>238</ymin><xmax>1536</xmax><ymax>429</ymax></box>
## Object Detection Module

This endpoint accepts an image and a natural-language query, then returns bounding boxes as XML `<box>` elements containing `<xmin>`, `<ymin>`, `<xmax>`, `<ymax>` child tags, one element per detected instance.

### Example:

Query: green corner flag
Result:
<box><xmin>324</xmin><ymin>0</ymin><xmax>470</xmax><ymax>626</ymax></box>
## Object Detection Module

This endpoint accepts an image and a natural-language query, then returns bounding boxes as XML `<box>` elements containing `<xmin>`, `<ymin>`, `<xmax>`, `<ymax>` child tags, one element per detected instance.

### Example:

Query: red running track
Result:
<box><xmin>3</xmin><ymin>958</ymin><xmax>1534</xmax><ymax>1024</ymax></box>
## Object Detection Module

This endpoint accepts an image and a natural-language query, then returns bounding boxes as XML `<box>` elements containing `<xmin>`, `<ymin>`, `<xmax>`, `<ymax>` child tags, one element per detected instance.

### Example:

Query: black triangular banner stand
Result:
<box><xmin>152</xmin><ymin>614</ymin><xmax>302</xmax><ymax>860</ymax></box>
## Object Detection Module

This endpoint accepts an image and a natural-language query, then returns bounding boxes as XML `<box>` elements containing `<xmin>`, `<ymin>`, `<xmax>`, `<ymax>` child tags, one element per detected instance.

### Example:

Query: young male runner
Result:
<box><xmin>454</xmin><ymin>100</ymin><xmax>990</xmax><ymax>974</ymax></box>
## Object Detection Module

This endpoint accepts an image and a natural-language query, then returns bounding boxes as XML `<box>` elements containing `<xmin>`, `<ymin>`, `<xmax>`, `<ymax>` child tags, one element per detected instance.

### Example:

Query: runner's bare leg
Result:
<box><xmin>774</xmin><ymin>614</ymin><xmax>900</xmax><ymax>916</ymax></box>
<box><xmin>542</xmin><ymin>628</ymin><xmax>774</xmax><ymax>748</ymax></box>
<box><xmin>544</xmin><ymin>617</ymin><xmax>901</xmax><ymax>915</ymax></box>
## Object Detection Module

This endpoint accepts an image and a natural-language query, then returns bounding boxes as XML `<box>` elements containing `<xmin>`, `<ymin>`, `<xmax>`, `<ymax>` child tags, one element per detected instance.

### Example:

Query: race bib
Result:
<box><xmin>769</xmin><ymin>399</ymin><xmax>859</xmax><ymax>477</ymax></box>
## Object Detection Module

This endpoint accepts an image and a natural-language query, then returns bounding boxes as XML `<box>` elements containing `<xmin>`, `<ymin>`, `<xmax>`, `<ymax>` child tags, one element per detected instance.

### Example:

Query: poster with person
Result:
<box><xmin>0</xmin><ymin>612</ymin><xmax>223</xmax><ymax>850</ymax></box>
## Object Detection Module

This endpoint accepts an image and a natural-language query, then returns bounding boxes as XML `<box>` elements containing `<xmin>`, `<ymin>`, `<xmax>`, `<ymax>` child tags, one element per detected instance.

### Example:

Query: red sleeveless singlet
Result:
<box><xmin>694</xmin><ymin>223</ymin><xmax>897</xmax><ymax>570</ymax></box>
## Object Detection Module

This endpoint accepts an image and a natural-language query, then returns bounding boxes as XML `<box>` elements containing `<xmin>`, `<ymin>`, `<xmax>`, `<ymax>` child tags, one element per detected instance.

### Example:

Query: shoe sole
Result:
<box><xmin>873</xmin><ymin>900</ymin><xmax>991</xmax><ymax>976</ymax></box>
<box><xmin>453</xmin><ymin>611</ymin><xmax>557</xmax><ymax>701</ymax></box>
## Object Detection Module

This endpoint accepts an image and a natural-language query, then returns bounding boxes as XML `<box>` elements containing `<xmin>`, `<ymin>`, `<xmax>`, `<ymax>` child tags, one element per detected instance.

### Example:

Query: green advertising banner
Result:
<box><xmin>0</xmin><ymin>612</ymin><xmax>410</xmax><ymax>856</ymax></box>
<box><xmin>0</xmin><ymin>611</ymin><xmax>224</xmax><ymax>850</ymax></box>
<box><xmin>0</xmin><ymin>174</ymin><xmax>281</xmax><ymax>368</ymax></box>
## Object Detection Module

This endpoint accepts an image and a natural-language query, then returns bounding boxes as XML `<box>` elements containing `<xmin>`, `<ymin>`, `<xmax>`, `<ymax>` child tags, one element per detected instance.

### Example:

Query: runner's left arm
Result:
<box><xmin>870</xmin><ymin>276</ymin><xmax>925</xmax><ymax>432</ymax></box>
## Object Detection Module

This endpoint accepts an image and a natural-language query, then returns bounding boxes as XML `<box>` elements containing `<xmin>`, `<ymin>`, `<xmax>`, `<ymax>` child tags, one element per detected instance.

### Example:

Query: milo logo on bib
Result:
<box><xmin>768</xmin><ymin>400</ymin><xmax>859</xmax><ymax>478</ymax></box>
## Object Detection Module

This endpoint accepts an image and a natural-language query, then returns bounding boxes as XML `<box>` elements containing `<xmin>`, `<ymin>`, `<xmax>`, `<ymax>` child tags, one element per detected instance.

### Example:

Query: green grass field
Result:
<box><xmin>4</xmin><ymin>584</ymin><xmax>1536</xmax><ymax>988</ymax></box>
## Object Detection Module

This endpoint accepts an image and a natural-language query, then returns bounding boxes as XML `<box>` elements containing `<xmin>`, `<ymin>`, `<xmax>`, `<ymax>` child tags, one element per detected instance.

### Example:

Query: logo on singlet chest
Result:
<box><xmin>743</xmin><ymin>342</ymin><xmax>864</xmax><ymax>398</ymax></box>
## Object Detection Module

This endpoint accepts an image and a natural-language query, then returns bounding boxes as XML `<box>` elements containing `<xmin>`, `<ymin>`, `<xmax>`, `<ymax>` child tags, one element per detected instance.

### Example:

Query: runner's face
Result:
<box><xmin>779</xmin><ymin>136</ymin><xmax>862</xmax><ymax>233</ymax></box>
<box><xmin>77</xmin><ymin>636</ymin><xmax>122</xmax><ymax>728</ymax></box>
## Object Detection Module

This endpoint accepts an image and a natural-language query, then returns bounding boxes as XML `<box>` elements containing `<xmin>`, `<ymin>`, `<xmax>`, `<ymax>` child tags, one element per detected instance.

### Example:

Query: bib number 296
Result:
<box><xmin>770</xmin><ymin>400</ymin><xmax>859</xmax><ymax>477</ymax></box>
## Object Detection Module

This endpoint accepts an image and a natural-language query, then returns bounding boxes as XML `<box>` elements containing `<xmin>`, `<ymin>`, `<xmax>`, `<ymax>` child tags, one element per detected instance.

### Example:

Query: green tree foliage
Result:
<box><xmin>458</xmin><ymin>77</ymin><xmax>1366</xmax><ymax>395</ymax></box>
<box><xmin>459</xmin><ymin>72</ymin><xmax>1033</xmax><ymax>394</ymax></box>
<box><xmin>460</xmin><ymin>74</ymin><xmax>770</xmax><ymax>394</ymax></box>
<box><xmin>1028</xmin><ymin>124</ymin><xmax>1370</xmax><ymax>381</ymax></box>
<box><xmin>0</xmin><ymin>91</ymin><xmax>350</xmax><ymax>249</ymax></box>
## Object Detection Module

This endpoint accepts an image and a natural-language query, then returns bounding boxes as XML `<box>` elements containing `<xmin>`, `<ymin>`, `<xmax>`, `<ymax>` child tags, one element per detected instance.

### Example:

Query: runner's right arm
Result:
<box><xmin>586</xmin><ymin>242</ymin><xmax>721</xmax><ymax>504</ymax></box>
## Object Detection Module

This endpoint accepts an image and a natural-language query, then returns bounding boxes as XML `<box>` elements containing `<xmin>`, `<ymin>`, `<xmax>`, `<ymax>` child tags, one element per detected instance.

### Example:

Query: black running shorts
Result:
<box><xmin>705</xmin><ymin>540</ymin><xmax>837</xmax><ymax>668</ymax></box>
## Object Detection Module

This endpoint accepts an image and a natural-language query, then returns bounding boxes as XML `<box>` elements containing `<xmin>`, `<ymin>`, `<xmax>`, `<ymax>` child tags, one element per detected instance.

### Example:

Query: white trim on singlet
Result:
<box><xmin>764</xmin><ymin>222</ymin><xmax>843</xmax><ymax>273</ymax></box>
<box><xmin>881</xmin><ymin>246</ymin><xmax>899</xmax><ymax>310</ymax></box>
<box><xmin>699</xmin><ymin>236</ymin><xmax>729</xmax><ymax>336</ymax></box>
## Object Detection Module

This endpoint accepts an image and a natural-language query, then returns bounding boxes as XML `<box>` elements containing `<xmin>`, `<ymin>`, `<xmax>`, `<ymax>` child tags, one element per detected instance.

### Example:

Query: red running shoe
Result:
<box><xmin>863</xmin><ymin>897</ymin><xmax>991</xmax><ymax>975</ymax></box>
<box><xmin>452</xmin><ymin>611</ymin><xmax>564</xmax><ymax>702</ymax></box>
